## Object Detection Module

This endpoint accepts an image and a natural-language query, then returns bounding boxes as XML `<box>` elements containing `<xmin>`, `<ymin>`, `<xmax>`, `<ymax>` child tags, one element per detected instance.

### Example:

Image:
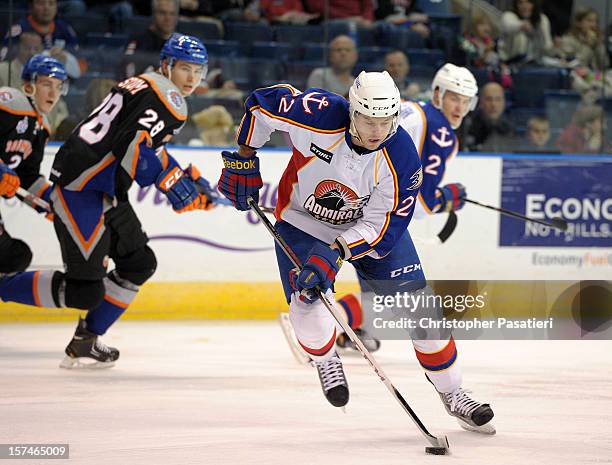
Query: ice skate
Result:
<box><xmin>312</xmin><ymin>352</ymin><xmax>349</xmax><ymax>408</ymax></box>
<box><xmin>336</xmin><ymin>328</ymin><xmax>381</xmax><ymax>353</ymax></box>
<box><xmin>437</xmin><ymin>386</ymin><xmax>496</xmax><ymax>435</ymax></box>
<box><xmin>60</xmin><ymin>317</ymin><xmax>119</xmax><ymax>369</ymax></box>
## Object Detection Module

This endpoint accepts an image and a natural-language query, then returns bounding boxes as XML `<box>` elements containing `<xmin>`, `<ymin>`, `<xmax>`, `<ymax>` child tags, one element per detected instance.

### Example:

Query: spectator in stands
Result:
<box><xmin>305</xmin><ymin>0</ymin><xmax>374</xmax><ymax>28</ymax></box>
<box><xmin>306</xmin><ymin>34</ymin><xmax>357</xmax><ymax>98</ymax></box>
<box><xmin>557</xmin><ymin>105</ymin><xmax>610</xmax><ymax>154</ymax></box>
<box><xmin>520</xmin><ymin>116</ymin><xmax>556</xmax><ymax>152</ymax></box>
<box><xmin>259</xmin><ymin>0</ymin><xmax>319</xmax><ymax>25</ymax></box>
<box><xmin>374</xmin><ymin>0</ymin><xmax>430</xmax><ymax>39</ymax></box>
<box><xmin>498</xmin><ymin>0</ymin><xmax>556</xmax><ymax>66</ymax></box>
<box><xmin>383</xmin><ymin>50</ymin><xmax>421</xmax><ymax>100</ymax></box>
<box><xmin>464</xmin><ymin>82</ymin><xmax>514</xmax><ymax>152</ymax></box>
<box><xmin>561</xmin><ymin>8</ymin><xmax>609</xmax><ymax>71</ymax></box>
<box><xmin>121</xmin><ymin>0</ymin><xmax>179</xmax><ymax>79</ymax></box>
<box><xmin>1</xmin><ymin>0</ymin><xmax>81</xmax><ymax>79</ymax></box>
<box><xmin>463</xmin><ymin>14</ymin><xmax>499</xmax><ymax>69</ymax></box>
<box><xmin>0</xmin><ymin>32</ymin><xmax>43</xmax><ymax>87</ymax></box>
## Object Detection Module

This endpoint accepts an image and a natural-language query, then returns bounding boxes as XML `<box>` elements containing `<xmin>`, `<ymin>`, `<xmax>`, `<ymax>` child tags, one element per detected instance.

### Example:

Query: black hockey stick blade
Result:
<box><xmin>437</xmin><ymin>210</ymin><xmax>457</xmax><ymax>243</ymax></box>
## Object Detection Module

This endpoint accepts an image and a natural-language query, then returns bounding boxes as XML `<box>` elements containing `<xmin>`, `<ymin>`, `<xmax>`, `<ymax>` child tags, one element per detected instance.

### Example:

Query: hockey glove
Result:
<box><xmin>155</xmin><ymin>165</ymin><xmax>212</xmax><ymax>213</ymax></box>
<box><xmin>0</xmin><ymin>163</ymin><xmax>20</xmax><ymax>197</ymax></box>
<box><xmin>291</xmin><ymin>243</ymin><xmax>343</xmax><ymax>303</ymax></box>
<box><xmin>436</xmin><ymin>183</ymin><xmax>466</xmax><ymax>212</ymax></box>
<box><xmin>218</xmin><ymin>151</ymin><xmax>263</xmax><ymax>211</ymax></box>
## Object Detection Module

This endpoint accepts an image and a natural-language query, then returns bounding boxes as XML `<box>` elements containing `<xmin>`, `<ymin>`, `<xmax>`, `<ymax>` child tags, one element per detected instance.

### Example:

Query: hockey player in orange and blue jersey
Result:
<box><xmin>0</xmin><ymin>34</ymin><xmax>219</xmax><ymax>368</ymax></box>
<box><xmin>0</xmin><ymin>55</ymin><xmax>67</xmax><ymax>274</ymax></box>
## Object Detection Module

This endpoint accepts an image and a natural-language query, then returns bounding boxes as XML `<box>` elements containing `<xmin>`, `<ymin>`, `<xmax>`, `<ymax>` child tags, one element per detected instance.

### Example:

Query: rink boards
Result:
<box><xmin>1</xmin><ymin>146</ymin><xmax>610</xmax><ymax>321</ymax></box>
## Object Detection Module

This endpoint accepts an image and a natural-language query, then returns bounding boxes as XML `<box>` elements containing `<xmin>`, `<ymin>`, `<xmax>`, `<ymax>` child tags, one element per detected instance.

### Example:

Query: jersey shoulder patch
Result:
<box><xmin>140</xmin><ymin>72</ymin><xmax>188</xmax><ymax>121</ymax></box>
<box><xmin>278</xmin><ymin>87</ymin><xmax>348</xmax><ymax>132</ymax></box>
<box><xmin>0</xmin><ymin>87</ymin><xmax>35</xmax><ymax>116</ymax></box>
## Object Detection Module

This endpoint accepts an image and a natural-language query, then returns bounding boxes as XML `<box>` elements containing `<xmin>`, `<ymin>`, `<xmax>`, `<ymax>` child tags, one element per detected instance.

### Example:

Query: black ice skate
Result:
<box><xmin>312</xmin><ymin>352</ymin><xmax>349</xmax><ymax>408</ymax></box>
<box><xmin>336</xmin><ymin>328</ymin><xmax>381</xmax><ymax>353</ymax></box>
<box><xmin>60</xmin><ymin>317</ymin><xmax>119</xmax><ymax>369</ymax></box>
<box><xmin>437</xmin><ymin>386</ymin><xmax>495</xmax><ymax>435</ymax></box>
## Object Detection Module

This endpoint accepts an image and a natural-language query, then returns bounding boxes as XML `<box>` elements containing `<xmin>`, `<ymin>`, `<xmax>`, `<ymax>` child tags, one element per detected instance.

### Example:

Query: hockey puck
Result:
<box><xmin>425</xmin><ymin>447</ymin><xmax>449</xmax><ymax>455</ymax></box>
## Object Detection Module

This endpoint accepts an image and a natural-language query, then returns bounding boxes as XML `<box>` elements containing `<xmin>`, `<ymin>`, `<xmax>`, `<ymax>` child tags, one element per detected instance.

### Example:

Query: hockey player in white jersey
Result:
<box><xmin>219</xmin><ymin>71</ymin><xmax>423</xmax><ymax>409</ymax></box>
<box><xmin>332</xmin><ymin>64</ymin><xmax>495</xmax><ymax>433</ymax></box>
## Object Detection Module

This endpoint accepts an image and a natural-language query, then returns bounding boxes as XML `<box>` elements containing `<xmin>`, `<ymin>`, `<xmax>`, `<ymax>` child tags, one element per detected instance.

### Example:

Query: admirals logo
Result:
<box><xmin>304</xmin><ymin>180</ymin><xmax>370</xmax><ymax>225</ymax></box>
<box><xmin>310</xmin><ymin>143</ymin><xmax>333</xmax><ymax>164</ymax></box>
<box><xmin>166</xmin><ymin>89</ymin><xmax>183</xmax><ymax>109</ymax></box>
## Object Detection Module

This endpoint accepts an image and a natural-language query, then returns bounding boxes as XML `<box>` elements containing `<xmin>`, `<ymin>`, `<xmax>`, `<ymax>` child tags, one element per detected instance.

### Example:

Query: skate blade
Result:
<box><xmin>457</xmin><ymin>418</ymin><xmax>496</xmax><ymax>435</ymax></box>
<box><xmin>59</xmin><ymin>356</ymin><xmax>116</xmax><ymax>370</ymax></box>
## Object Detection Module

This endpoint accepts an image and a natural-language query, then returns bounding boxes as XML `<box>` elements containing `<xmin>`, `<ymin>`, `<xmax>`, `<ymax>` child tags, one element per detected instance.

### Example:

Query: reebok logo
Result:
<box><xmin>224</xmin><ymin>159</ymin><xmax>256</xmax><ymax>171</ymax></box>
<box><xmin>310</xmin><ymin>143</ymin><xmax>333</xmax><ymax>164</ymax></box>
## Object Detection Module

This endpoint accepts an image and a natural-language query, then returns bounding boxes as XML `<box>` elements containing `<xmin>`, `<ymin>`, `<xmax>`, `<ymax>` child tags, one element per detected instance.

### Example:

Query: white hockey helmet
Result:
<box><xmin>349</xmin><ymin>70</ymin><xmax>401</xmax><ymax>141</ymax></box>
<box><xmin>431</xmin><ymin>63</ymin><xmax>479</xmax><ymax>114</ymax></box>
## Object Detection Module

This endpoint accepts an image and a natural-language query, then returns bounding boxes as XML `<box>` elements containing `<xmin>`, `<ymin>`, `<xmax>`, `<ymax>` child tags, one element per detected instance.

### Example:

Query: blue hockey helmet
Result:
<box><xmin>22</xmin><ymin>54</ymin><xmax>68</xmax><ymax>82</ymax></box>
<box><xmin>22</xmin><ymin>54</ymin><xmax>69</xmax><ymax>95</ymax></box>
<box><xmin>160</xmin><ymin>33</ymin><xmax>208</xmax><ymax>71</ymax></box>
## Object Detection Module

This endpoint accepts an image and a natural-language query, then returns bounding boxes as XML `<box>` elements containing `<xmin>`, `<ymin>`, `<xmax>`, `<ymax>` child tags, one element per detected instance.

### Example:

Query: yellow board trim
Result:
<box><xmin>0</xmin><ymin>281</ymin><xmax>361</xmax><ymax>322</ymax></box>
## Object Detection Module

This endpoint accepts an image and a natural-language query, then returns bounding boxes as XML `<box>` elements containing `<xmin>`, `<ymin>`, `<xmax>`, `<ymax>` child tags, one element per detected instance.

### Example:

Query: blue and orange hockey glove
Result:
<box><xmin>0</xmin><ymin>162</ymin><xmax>20</xmax><ymax>197</ymax></box>
<box><xmin>218</xmin><ymin>150</ymin><xmax>263</xmax><ymax>211</ymax></box>
<box><xmin>155</xmin><ymin>165</ymin><xmax>212</xmax><ymax>213</ymax></box>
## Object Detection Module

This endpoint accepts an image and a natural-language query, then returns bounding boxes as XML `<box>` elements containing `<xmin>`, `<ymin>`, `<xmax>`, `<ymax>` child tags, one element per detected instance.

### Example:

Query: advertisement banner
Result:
<box><xmin>499</xmin><ymin>159</ymin><xmax>612</xmax><ymax>247</ymax></box>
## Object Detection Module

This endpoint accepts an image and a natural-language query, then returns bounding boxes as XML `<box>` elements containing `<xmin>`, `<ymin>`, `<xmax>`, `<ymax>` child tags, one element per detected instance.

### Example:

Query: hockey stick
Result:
<box><xmin>247</xmin><ymin>196</ymin><xmax>450</xmax><ymax>454</ymax></box>
<box><xmin>464</xmin><ymin>198</ymin><xmax>568</xmax><ymax>231</ymax></box>
<box><xmin>16</xmin><ymin>187</ymin><xmax>51</xmax><ymax>212</ymax></box>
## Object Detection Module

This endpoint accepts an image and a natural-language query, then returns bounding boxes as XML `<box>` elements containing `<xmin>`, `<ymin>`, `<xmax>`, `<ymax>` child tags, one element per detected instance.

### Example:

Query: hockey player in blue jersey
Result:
<box><xmin>332</xmin><ymin>64</ymin><xmax>495</xmax><ymax>433</ymax></box>
<box><xmin>0</xmin><ymin>34</ymin><xmax>219</xmax><ymax>368</ymax></box>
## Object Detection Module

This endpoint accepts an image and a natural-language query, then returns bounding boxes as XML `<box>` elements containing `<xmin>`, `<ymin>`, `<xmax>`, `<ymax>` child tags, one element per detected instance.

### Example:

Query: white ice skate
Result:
<box><xmin>437</xmin><ymin>386</ymin><xmax>496</xmax><ymax>435</ymax></box>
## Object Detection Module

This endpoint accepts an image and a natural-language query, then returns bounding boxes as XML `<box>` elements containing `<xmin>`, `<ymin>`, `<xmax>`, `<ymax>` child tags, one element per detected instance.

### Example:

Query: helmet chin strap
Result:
<box><xmin>21</xmin><ymin>82</ymin><xmax>43</xmax><ymax>116</ymax></box>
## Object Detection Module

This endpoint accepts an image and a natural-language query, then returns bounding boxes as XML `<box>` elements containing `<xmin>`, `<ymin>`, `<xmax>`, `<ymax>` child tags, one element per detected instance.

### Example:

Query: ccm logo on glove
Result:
<box><xmin>158</xmin><ymin>167</ymin><xmax>184</xmax><ymax>192</ymax></box>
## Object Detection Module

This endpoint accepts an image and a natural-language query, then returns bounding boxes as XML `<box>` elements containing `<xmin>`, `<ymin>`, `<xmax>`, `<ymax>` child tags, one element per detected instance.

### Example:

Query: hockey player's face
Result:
<box><xmin>441</xmin><ymin>90</ymin><xmax>472</xmax><ymax>129</ymax></box>
<box><xmin>352</xmin><ymin>113</ymin><xmax>394</xmax><ymax>150</ymax></box>
<box><xmin>170</xmin><ymin>60</ymin><xmax>205</xmax><ymax>96</ymax></box>
<box><xmin>33</xmin><ymin>75</ymin><xmax>63</xmax><ymax>114</ymax></box>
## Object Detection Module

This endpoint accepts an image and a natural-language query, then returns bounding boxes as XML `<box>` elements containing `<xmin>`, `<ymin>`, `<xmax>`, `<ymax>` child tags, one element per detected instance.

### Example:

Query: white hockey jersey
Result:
<box><xmin>236</xmin><ymin>85</ymin><xmax>422</xmax><ymax>260</ymax></box>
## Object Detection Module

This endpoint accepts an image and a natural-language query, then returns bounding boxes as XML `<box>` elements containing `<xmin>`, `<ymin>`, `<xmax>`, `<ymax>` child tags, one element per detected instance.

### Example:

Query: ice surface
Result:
<box><xmin>1</xmin><ymin>322</ymin><xmax>611</xmax><ymax>465</ymax></box>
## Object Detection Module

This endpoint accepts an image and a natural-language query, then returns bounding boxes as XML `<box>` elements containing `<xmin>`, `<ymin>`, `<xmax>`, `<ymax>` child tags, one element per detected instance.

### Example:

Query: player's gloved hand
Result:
<box><xmin>436</xmin><ymin>183</ymin><xmax>466</xmax><ymax>212</ymax></box>
<box><xmin>291</xmin><ymin>243</ymin><xmax>343</xmax><ymax>303</ymax></box>
<box><xmin>185</xmin><ymin>164</ymin><xmax>231</xmax><ymax>207</ymax></box>
<box><xmin>38</xmin><ymin>184</ymin><xmax>55</xmax><ymax>221</ymax></box>
<box><xmin>218</xmin><ymin>151</ymin><xmax>263</xmax><ymax>211</ymax></box>
<box><xmin>0</xmin><ymin>163</ymin><xmax>20</xmax><ymax>197</ymax></box>
<box><xmin>155</xmin><ymin>165</ymin><xmax>212</xmax><ymax>213</ymax></box>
